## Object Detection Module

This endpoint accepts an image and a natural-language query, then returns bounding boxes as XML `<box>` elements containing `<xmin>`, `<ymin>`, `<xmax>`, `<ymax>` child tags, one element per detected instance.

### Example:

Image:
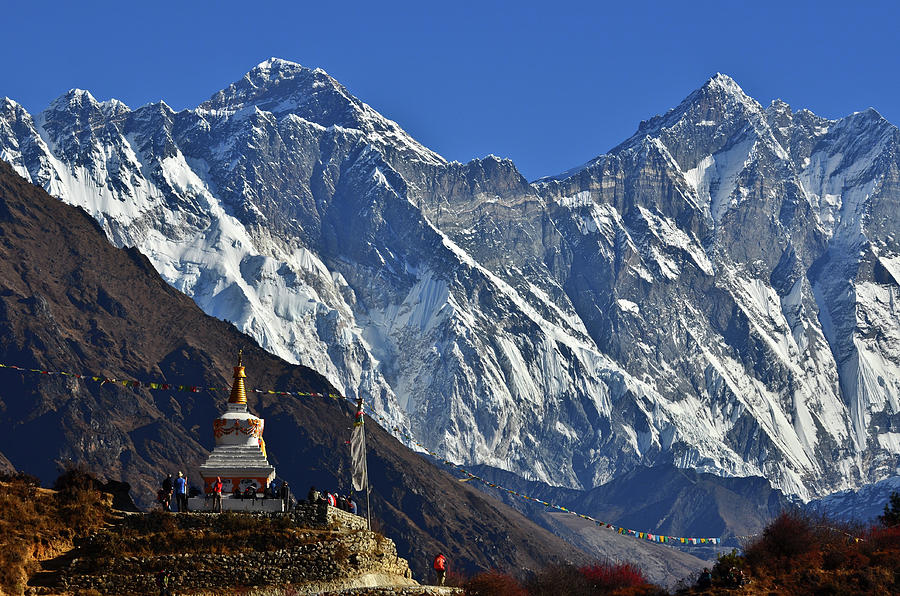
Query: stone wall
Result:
<box><xmin>54</xmin><ymin>508</ymin><xmax>407</xmax><ymax>595</ymax></box>
<box><xmin>116</xmin><ymin>503</ymin><xmax>367</xmax><ymax>531</ymax></box>
<box><xmin>291</xmin><ymin>502</ymin><xmax>369</xmax><ymax>531</ymax></box>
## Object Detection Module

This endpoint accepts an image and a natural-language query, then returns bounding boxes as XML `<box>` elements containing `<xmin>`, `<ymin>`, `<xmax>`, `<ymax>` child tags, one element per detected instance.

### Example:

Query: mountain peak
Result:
<box><xmin>256</xmin><ymin>57</ymin><xmax>299</xmax><ymax>69</ymax></box>
<box><xmin>603</xmin><ymin>73</ymin><xmax>763</xmax><ymax>162</ymax></box>
<box><xmin>856</xmin><ymin>106</ymin><xmax>887</xmax><ymax>121</ymax></box>
<box><xmin>702</xmin><ymin>73</ymin><xmax>745</xmax><ymax>96</ymax></box>
<box><xmin>197</xmin><ymin>59</ymin><xmax>445</xmax><ymax>165</ymax></box>
<box><xmin>247</xmin><ymin>57</ymin><xmax>310</xmax><ymax>83</ymax></box>
<box><xmin>0</xmin><ymin>97</ymin><xmax>25</xmax><ymax>113</ymax></box>
<box><xmin>689</xmin><ymin>73</ymin><xmax>759</xmax><ymax>114</ymax></box>
<box><xmin>46</xmin><ymin>88</ymin><xmax>99</xmax><ymax>113</ymax></box>
<box><xmin>199</xmin><ymin>57</ymin><xmax>345</xmax><ymax>118</ymax></box>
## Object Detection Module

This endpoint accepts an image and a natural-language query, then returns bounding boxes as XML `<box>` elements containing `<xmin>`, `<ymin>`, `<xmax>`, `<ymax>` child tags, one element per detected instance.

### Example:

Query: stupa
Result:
<box><xmin>190</xmin><ymin>352</ymin><xmax>280</xmax><ymax>511</ymax></box>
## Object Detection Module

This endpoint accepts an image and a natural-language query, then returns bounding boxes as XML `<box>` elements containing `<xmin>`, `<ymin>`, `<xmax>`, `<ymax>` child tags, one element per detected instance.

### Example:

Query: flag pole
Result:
<box><xmin>356</xmin><ymin>397</ymin><xmax>371</xmax><ymax>531</ymax></box>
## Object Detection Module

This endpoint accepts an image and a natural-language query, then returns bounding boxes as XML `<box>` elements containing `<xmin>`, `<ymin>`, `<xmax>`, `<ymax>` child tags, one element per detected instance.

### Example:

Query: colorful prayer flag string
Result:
<box><xmin>0</xmin><ymin>360</ymin><xmax>730</xmax><ymax>546</ymax></box>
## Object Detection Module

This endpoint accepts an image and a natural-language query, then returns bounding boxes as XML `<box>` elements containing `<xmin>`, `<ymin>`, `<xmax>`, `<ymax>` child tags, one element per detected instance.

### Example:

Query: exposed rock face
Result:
<box><xmin>806</xmin><ymin>474</ymin><xmax>900</xmax><ymax>524</ymax></box>
<box><xmin>1</xmin><ymin>63</ymin><xmax>899</xmax><ymax>499</ymax></box>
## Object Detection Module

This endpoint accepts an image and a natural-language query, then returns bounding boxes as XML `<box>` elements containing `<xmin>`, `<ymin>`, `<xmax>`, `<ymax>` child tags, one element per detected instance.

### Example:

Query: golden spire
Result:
<box><xmin>229</xmin><ymin>349</ymin><xmax>247</xmax><ymax>404</ymax></box>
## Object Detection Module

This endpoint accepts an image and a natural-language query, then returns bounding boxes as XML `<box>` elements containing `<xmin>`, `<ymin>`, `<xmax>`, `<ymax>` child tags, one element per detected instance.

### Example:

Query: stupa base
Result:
<box><xmin>187</xmin><ymin>495</ymin><xmax>286</xmax><ymax>512</ymax></box>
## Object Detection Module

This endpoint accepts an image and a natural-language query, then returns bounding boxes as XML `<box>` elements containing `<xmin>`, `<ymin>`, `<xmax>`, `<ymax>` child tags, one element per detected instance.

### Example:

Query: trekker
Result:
<box><xmin>327</xmin><ymin>492</ymin><xmax>337</xmax><ymax>507</ymax></box>
<box><xmin>174</xmin><ymin>471</ymin><xmax>188</xmax><ymax>512</ymax></box>
<box><xmin>280</xmin><ymin>480</ymin><xmax>291</xmax><ymax>511</ymax></box>
<box><xmin>348</xmin><ymin>496</ymin><xmax>358</xmax><ymax>516</ymax></box>
<box><xmin>156</xmin><ymin>569</ymin><xmax>172</xmax><ymax>596</ymax></box>
<box><xmin>433</xmin><ymin>553</ymin><xmax>447</xmax><ymax>586</ymax></box>
<box><xmin>727</xmin><ymin>566</ymin><xmax>741</xmax><ymax>588</ymax></box>
<box><xmin>307</xmin><ymin>485</ymin><xmax>320</xmax><ymax>503</ymax></box>
<box><xmin>160</xmin><ymin>474</ymin><xmax>173</xmax><ymax>511</ymax></box>
<box><xmin>697</xmin><ymin>567</ymin><xmax>712</xmax><ymax>589</ymax></box>
<box><xmin>213</xmin><ymin>476</ymin><xmax>223</xmax><ymax>513</ymax></box>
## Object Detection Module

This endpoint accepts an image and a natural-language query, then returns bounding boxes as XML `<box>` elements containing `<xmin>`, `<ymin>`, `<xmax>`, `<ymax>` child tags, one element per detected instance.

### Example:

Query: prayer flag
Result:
<box><xmin>350</xmin><ymin>407</ymin><xmax>368</xmax><ymax>492</ymax></box>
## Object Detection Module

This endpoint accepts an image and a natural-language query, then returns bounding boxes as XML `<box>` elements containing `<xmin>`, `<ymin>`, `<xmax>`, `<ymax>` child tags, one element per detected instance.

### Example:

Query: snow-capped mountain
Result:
<box><xmin>1</xmin><ymin>61</ymin><xmax>898</xmax><ymax>500</ymax></box>
<box><xmin>807</xmin><ymin>475</ymin><xmax>900</xmax><ymax>524</ymax></box>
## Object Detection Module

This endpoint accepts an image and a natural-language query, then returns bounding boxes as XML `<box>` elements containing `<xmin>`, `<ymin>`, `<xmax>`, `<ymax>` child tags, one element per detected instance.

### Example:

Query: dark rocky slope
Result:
<box><xmin>469</xmin><ymin>463</ymin><xmax>792</xmax><ymax>550</ymax></box>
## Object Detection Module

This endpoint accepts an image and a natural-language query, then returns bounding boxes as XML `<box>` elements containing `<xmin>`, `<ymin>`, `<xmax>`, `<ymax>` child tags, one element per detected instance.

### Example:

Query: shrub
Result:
<box><xmin>710</xmin><ymin>548</ymin><xmax>742</xmax><ymax>584</ymax></box>
<box><xmin>53</xmin><ymin>465</ymin><xmax>96</xmax><ymax>494</ymax></box>
<box><xmin>743</xmin><ymin>510</ymin><xmax>818</xmax><ymax>573</ymax></box>
<box><xmin>580</xmin><ymin>561</ymin><xmax>650</xmax><ymax>591</ymax></box>
<box><xmin>524</xmin><ymin>564</ymin><xmax>593</xmax><ymax>596</ymax></box>
<box><xmin>464</xmin><ymin>570</ymin><xmax>526</xmax><ymax>596</ymax></box>
<box><xmin>525</xmin><ymin>562</ymin><xmax>659</xmax><ymax>595</ymax></box>
<box><xmin>0</xmin><ymin>538</ymin><xmax>29</xmax><ymax>594</ymax></box>
<box><xmin>54</xmin><ymin>481</ymin><xmax>106</xmax><ymax>534</ymax></box>
<box><xmin>0</xmin><ymin>471</ymin><xmax>41</xmax><ymax>486</ymax></box>
<box><xmin>865</xmin><ymin>524</ymin><xmax>900</xmax><ymax>554</ymax></box>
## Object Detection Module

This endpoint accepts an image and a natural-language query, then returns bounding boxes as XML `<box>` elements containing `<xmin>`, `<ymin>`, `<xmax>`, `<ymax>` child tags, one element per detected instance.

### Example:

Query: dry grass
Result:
<box><xmin>84</xmin><ymin>523</ymin><xmax>318</xmax><ymax>561</ymax></box>
<box><xmin>0</xmin><ymin>473</ymin><xmax>109</xmax><ymax>595</ymax></box>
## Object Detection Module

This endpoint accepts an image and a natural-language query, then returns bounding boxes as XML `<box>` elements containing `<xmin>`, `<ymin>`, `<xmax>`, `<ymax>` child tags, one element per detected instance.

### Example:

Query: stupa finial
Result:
<box><xmin>229</xmin><ymin>351</ymin><xmax>247</xmax><ymax>405</ymax></box>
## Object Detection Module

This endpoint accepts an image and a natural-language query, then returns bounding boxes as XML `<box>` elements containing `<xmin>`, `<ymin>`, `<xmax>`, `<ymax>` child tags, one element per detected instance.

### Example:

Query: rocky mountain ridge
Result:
<box><xmin>1</xmin><ymin>61</ymin><xmax>899</xmax><ymax>500</ymax></box>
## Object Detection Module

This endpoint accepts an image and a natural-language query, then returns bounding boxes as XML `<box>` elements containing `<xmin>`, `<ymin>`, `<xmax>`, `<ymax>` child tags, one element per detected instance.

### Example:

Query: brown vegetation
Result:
<box><xmin>463</xmin><ymin>562</ymin><xmax>664</xmax><ymax>596</ymax></box>
<box><xmin>677</xmin><ymin>509</ymin><xmax>900</xmax><ymax>595</ymax></box>
<box><xmin>79</xmin><ymin>510</ymin><xmax>320</xmax><ymax>563</ymax></box>
<box><xmin>0</xmin><ymin>471</ymin><xmax>110</xmax><ymax>595</ymax></box>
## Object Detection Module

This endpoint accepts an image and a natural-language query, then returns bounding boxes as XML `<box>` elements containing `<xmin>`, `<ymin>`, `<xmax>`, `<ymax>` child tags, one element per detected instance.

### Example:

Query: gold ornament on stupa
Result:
<box><xmin>229</xmin><ymin>349</ymin><xmax>247</xmax><ymax>404</ymax></box>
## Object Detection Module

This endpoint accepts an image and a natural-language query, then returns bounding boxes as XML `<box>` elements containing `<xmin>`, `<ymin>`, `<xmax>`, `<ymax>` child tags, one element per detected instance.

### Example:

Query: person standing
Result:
<box><xmin>213</xmin><ymin>476</ymin><xmax>223</xmax><ymax>513</ymax></box>
<box><xmin>160</xmin><ymin>474</ymin><xmax>173</xmax><ymax>511</ymax></box>
<box><xmin>156</xmin><ymin>569</ymin><xmax>172</xmax><ymax>596</ymax></box>
<box><xmin>280</xmin><ymin>480</ymin><xmax>291</xmax><ymax>511</ymax></box>
<box><xmin>433</xmin><ymin>553</ymin><xmax>447</xmax><ymax>586</ymax></box>
<box><xmin>174</xmin><ymin>471</ymin><xmax>188</xmax><ymax>512</ymax></box>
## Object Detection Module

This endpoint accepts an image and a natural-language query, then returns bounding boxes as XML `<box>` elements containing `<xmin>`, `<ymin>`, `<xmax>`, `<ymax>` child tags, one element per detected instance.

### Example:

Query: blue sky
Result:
<box><xmin>5</xmin><ymin>1</ymin><xmax>899</xmax><ymax>180</ymax></box>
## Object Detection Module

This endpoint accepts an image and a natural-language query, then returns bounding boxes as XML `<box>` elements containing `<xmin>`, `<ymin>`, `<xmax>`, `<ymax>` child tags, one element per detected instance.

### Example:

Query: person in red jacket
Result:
<box><xmin>433</xmin><ymin>553</ymin><xmax>447</xmax><ymax>586</ymax></box>
<box><xmin>213</xmin><ymin>477</ymin><xmax>223</xmax><ymax>513</ymax></box>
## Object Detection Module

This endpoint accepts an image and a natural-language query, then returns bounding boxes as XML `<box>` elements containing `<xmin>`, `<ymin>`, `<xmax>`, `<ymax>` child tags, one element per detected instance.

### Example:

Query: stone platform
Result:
<box><xmin>57</xmin><ymin>506</ymin><xmax>401</xmax><ymax>595</ymax></box>
<box><xmin>188</xmin><ymin>494</ymin><xmax>286</xmax><ymax>512</ymax></box>
<box><xmin>179</xmin><ymin>501</ymin><xmax>369</xmax><ymax>531</ymax></box>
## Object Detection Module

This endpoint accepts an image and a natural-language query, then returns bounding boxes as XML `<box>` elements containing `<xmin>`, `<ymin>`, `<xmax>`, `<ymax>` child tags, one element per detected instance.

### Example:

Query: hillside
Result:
<box><xmin>0</xmin><ymin>160</ymin><xmax>595</xmax><ymax>582</ymax></box>
<box><xmin>469</xmin><ymin>463</ymin><xmax>792</xmax><ymax>547</ymax></box>
<box><xmin>0</xmin><ymin>473</ymin><xmax>113</xmax><ymax>594</ymax></box>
